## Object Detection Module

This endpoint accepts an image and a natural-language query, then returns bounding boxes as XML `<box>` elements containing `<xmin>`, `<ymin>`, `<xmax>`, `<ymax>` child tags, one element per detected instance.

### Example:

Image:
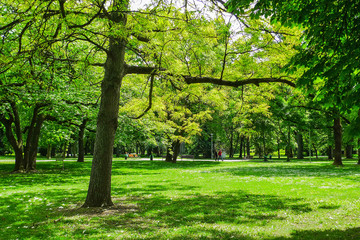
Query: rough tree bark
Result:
<box><xmin>83</xmin><ymin>2</ymin><xmax>127</xmax><ymax>207</ymax></box>
<box><xmin>24</xmin><ymin>105</ymin><xmax>45</xmax><ymax>171</ymax></box>
<box><xmin>0</xmin><ymin>102</ymin><xmax>24</xmax><ymax>171</ymax></box>
<box><xmin>172</xmin><ymin>140</ymin><xmax>181</xmax><ymax>163</ymax></box>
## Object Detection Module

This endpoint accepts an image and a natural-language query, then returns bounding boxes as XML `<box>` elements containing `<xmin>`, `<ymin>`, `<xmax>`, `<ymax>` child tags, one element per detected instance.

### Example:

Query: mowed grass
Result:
<box><xmin>1</xmin><ymin>158</ymin><xmax>360</xmax><ymax>239</ymax></box>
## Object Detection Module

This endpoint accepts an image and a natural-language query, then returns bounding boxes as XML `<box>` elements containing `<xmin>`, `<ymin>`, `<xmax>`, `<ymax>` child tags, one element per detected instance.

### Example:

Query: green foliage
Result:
<box><xmin>227</xmin><ymin>0</ymin><xmax>360</xmax><ymax>139</ymax></box>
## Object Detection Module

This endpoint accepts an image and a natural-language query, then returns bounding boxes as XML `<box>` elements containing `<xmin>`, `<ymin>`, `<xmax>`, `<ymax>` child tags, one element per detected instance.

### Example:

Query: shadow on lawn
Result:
<box><xmin>0</xmin><ymin>160</ymin><xmax>355</xmax><ymax>239</ymax></box>
<box><xmin>272</xmin><ymin>227</ymin><xmax>360</xmax><ymax>240</ymax></box>
<box><xmin>0</xmin><ymin>188</ymin><xmax>87</xmax><ymax>240</ymax></box>
<box><xmin>112</xmin><ymin>160</ymin><xmax>223</xmax><ymax>171</ymax></box>
<box><xmin>39</xmin><ymin>189</ymin><xmax>314</xmax><ymax>239</ymax></box>
<box><xmin>213</xmin><ymin>164</ymin><xmax>360</xmax><ymax>178</ymax></box>
<box><xmin>0</xmin><ymin>183</ymin><xmax>347</xmax><ymax>240</ymax></box>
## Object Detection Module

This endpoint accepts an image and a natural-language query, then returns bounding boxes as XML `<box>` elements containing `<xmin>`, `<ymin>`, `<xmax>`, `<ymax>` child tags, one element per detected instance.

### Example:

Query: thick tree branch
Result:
<box><xmin>125</xmin><ymin>65</ymin><xmax>161</xmax><ymax>74</ymax></box>
<box><xmin>0</xmin><ymin>19</ymin><xmax>22</xmax><ymax>31</ymax></box>
<box><xmin>183</xmin><ymin>76</ymin><xmax>296</xmax><ymax>88</ymax></box>
<box><xmin>125</xmin><ymin>64</ymin><xmax>296</xmax><ymax>87</ymax></box>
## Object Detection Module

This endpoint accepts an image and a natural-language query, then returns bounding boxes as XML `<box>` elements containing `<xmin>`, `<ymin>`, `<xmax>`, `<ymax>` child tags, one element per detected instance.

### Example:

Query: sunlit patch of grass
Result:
<box><xmin>1</xmin><ymin>159</ymin><xmax>360</xmax><ymax>239</ymax></box>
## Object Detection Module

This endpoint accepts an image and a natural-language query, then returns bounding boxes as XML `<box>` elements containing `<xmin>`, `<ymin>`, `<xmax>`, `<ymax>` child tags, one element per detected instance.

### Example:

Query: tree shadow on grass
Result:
<box><xmin>0</xmin><ymin>188</ymin><xmax>87</xmax><ymax>240</ymax></box>
<box><xmin>272</xmin><ymin>227</ymin><xmax>360</xmax><ymax>240</ymax></box>
<box><xmin>132</xmin><ymin>191</ymin><xmax>311</xmax><ymax>227</ymax></box>
<box><xmin>112</xmin><ymin>160</ymin><xmax>223</xmax><ymax>171</ymax></box>
<box><xmin>212</xmin><ymin>163</ymin><xmax>360</xmax><ymax>178</ymax></box>
<box><xmin>63</xmin><ymin>190</ymin><xmax>315</xmax><ymax>239</ymax></box>
<box><xmin>111</xmin><ymin>181</ymin><xmax>200</xmax><ymax>197</ymax></box>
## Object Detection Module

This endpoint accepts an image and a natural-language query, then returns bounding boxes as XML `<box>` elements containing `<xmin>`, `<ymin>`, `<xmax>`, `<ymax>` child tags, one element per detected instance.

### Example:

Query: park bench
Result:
<box><xmin>56</xmin><ymin>157</ymin><xmax>65</xmax><ymax>170</ymax></box>
<box><xmin>128</xmin><ymin>153</ymin><xmax>138</xmax><ymax>158</ymax></box>
<box><xmin>180</xmin><ymin>155</ymin><xmax>194</xmax><ymax>161</ymax></box>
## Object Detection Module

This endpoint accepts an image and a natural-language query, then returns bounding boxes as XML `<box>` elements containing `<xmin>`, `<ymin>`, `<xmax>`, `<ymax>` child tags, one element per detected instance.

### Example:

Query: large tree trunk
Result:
<box><xmin>77</xmin><ymin>118</ymin><xmax>87</xmax><ymax>162</ymax></box>
<box><xmin>26</xmin><ymin>114</ymin><xmax>44</xmax><ymax>171</ymax></box>
<box><xmin>2</xmin><ymin>119</ymin><xmax>24</xmax><ymax>171</ymax></box>
<box><xmin>24</xmin><ymin>105</ymin><xmax>40</xmax><ymax>170</ymax></box>
<box><xmin>83</xmin><ymin>3</ymin><xmax>127</xmax><ymax>207</ymax></box>
<box><xmin>172</xmin><ymin>140</ymin><xmax>181</xmax><ymax>163</ymax></box>
<box><xmin>1</xmin><ymin>102</ymin><xmax>25</xmax><ymax>171</ymax></box>
<box><xmin>333</xmin><ymin>117</ymin><xmax>343</xmax><ymax>165</ymax></box>
<box><xmin>296</xmin><ymin>132</ymin><xmax>304</xmax><ymax>159</ymax></box>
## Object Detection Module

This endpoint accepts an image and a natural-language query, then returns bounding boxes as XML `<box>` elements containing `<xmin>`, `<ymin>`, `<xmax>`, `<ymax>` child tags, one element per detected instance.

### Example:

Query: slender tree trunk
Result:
<box><xmin>313</xmin><ymin>144</ymin><xmax>318</xmax><ymax>160</ymax></box>
<box><xmin>243</xmin><ymin>137</ymin><xmax>247</xmax><ymax>158</ymax></box>
<box><xmin>277</xmin><ymin>137</ymin><xmax>281</xmax><ymax>159</ymax></box>
<box><xmin>333</xmin><ymin>117</ymin><xmax>343</xmax><ymax>165</ymax></box>
<box><xmin>357</xmin><ymin>139</ymin><xmax>360</xmax><ymax>165</ymax></box>
<box><xmin>47</xmin><ymin>144</ymin><xmax>52</xmax><ymax>159</ymax></box>
<box><xmin>327</xmin><ymin>146</ymin><xmax>333</xmax><ymax>160</ymax></box>
<box><xmin>296</xmin><ymin>132</ymin><xmax>304</xmax><ymax>159</ymax></box>
<box><xmin>229</xmin><ymin>131</ymin><xmax>234</xmax><ymax>158</ymax></box>
<box><xmin>345</xmin><ymin>144</ymin><xmax>353</xmax><ymax>159</ymax></box>
<box><xmin>358</xmin><ymin>110</ymin><xmax>360</xmax><ymax>164</ymax></box>
<box><xmin>83</xmin><ymin>2</ymin><xmax>127</xmax><ymax>207</ymax></box>
<box><xmin>239</xmin><ymin>136</ymin><xmax>243</xmax><ymax>158</ymax></box>
<box><xmin>246</xmin><ymin>137</ymin><xmax>250</xmax><ymax>158</ymax></box>
<box><xmin>234</xmin><ymin>133</ymin><xmax>240</xmax><ymax>158</ymax></box>
<box><xmin>286</xmin><ymin>126</ymin><xmax>291</xmax><ymax>162</ymax></box>
<box><xmin>263</xmin><ymin>132</ymin><xmax>266</xmax><ymax>156</ymax></box>
<box><xmin>77</xmin><ymin>118</ymin><xmax>87</xmax><ymax>162</ymax></box>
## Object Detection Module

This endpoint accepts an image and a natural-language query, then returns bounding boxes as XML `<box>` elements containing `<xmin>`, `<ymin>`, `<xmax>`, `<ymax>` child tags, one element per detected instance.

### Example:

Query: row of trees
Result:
<box><xmin>1</xmin><ymin>0</ymin><xmax>359</xmax><ymax>207</ymax></box>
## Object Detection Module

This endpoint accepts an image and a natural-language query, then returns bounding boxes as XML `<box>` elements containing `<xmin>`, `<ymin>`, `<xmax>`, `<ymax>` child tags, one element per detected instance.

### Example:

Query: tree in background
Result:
<box><xmin>227</xmin><ymin>0</ymin><xmax>360</xmax><ymax>165</ymax></box>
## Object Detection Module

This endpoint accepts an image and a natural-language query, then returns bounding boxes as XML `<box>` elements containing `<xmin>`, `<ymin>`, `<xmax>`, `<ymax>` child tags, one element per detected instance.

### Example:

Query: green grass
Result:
<box><xmin>1</xmin><ymin>158</ymin><xmax>360</xmax><ymax>239</ymax></box>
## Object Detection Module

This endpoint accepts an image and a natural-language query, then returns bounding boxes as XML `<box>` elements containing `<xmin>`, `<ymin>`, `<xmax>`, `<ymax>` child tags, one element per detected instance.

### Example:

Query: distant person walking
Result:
<box><xmin>214</xmin><ymin>149</ymin><xmax>218</xmax><ymax>161</ymax></box>
<box><xmin>218</xmin><ymin>149</ymin><xmax>223</xmax><ymax>161</ymax></box>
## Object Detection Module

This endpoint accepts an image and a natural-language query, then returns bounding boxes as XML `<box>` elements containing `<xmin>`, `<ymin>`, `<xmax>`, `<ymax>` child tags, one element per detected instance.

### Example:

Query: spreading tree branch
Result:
<box><xmin>130</xmin><ymin>74</ymin><xmax>155</xmax><ymax>119</ymax></box>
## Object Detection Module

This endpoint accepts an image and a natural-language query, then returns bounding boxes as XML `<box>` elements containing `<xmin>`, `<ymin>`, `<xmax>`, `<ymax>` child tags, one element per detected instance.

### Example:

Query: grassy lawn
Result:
<box><xmin>1</xmin><ymin>158</ymin><xmax>360</xmax><ymax>239</ymax></box>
